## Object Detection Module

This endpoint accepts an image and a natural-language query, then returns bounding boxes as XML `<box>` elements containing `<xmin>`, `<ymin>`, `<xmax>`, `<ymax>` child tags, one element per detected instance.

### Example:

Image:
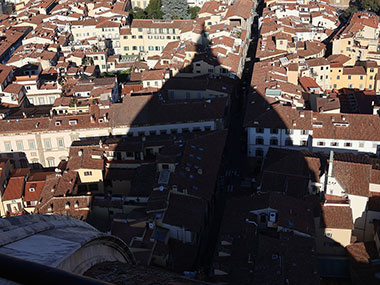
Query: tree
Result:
<box><xmin>360</xmin><ymin>0</ymin><xmax>380</xmax><ymax>12</ymax></box>
<box><xmin>188</xmin><ymin>6</ymin><xmax>200</xmax><ymax>19</ymax></box>
<box><xmin>343</xmin><ymin>5</ymin><xmax>358</xmax><ymax>19</ymax></box>
<box><xmin>130</xmin><ymin>7</ymin><xmax>148</xmax><ymax>19</ymax></box>
<box><xmin>146</xmin><ymin>0</ymin><xmax>163</xmax><ymax>18</ymax></box>
<box><xmin>161</xmin><ymin>0</ymin><xmax>190</xmax><ymax>19</ymax></box>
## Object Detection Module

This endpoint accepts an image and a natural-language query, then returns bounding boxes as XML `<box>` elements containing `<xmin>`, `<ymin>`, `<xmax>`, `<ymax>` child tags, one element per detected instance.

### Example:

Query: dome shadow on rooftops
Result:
<box><xmin>76</xmin><ymin>2</ymin><xmax>355</xmax><ymax>282</ymax></box>
<box><xmin>98</xmin><ymin>7</ymin><xmax>310</xmax><ymax>278</ymax></box>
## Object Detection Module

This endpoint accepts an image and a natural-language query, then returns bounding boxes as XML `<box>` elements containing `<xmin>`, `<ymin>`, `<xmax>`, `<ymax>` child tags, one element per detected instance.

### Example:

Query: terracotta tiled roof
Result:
<box><xmin>333</xmin><ymin>160</ymin><xmax>371</xmax><ymax>197</ymax></box>
<box><xmin>322</xmin><ymin>205</ymin><xmax>353</xmax><ymax>229</ymax></box>
<box><xmin>2</xmin><ymin>176</ymin><xmax>25</xmax><ymax>201</ymax></box>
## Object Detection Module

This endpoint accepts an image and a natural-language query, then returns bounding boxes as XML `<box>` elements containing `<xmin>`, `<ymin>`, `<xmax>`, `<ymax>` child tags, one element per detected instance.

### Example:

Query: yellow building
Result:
<box><xmin>86</xmin><ymin>50</ymin><xmax>108</xmax><ymax>73</ymax></box>
<box><xmin>332</xmin><ymin>13</ymin><xmax>380</xmax><ymax>64</ymax></box>
<box><xmin>330</xmin><ymin>61</ymin><xmax>378</xmax><ymax>90</ymax></box>
<box><xmin>120</xmin><ymin>19</ymin><xmax>193</xmax><ymax>59</ymax></box>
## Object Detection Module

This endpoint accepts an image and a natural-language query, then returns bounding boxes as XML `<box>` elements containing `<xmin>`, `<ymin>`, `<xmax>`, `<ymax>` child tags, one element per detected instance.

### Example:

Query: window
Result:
<box><xmin>325</xmin><ymin>232</ymin><xmax>332</xmax><ymax>238</ymax></box>
<box><xmin>285</xmin><ymin>139</ymin><xmax>293</xmax><ymax>146</ymax></box>
<box><xmin>333</xmin><ymin>84</ymin><xmax>337</xmax><ymax>88</ymax></box>
<box><xmin>370</xmin><ymin>76</ymin><xmax>374</xmax><ymax>80</ymax></box>
<box><xmin>39</xmin><ymin>97</ymin><xmax>45</xmax><ymax>104</ymax></box>
<box><xmin>256</xmin><ymin>137</ymin><xmax>264</xmax><ymax>145</ymax></box>
<box><xmin>344</xmin><ymin>142</ymin><xmax>352</xmax><ymax>147</ymax></box>
<box><xmin>138</xmin><ymin>28</ymin><xmax>143</xmax><ymax>32</ymax></box>
<box><xmin>138</xmin><ymin>35</ymin><xmax>143</xmax><ymax>39</ymax></box>
<box><xmin>57</xmin><ymin>138</ymin><xmax>64</xmax><ymax>149</ymax></box>
<box><xmin>301</xmin><ymin>130</ymin><xmax>308</xmax><ymax>135</ymax></box>
<box><xmin>44</xmin><ymin>139</ymin><xmax>51</xmax><ymax>150</ymax></box>
<box><xmin>167</xmin><ymin>36</ymin><xmax>171</xmax><ymax>39</ymax></box>
<box><xmin>123</xmin><ymin>36</ymin><xmax>128</xmax><ymax>39</ymax></box>
<box><xmin>349</xmin><ymin>84</ymin><xmax>353</xmax><ymax>88</ymax></box>
<box><xmin>4</xmin><ymin>141</ymin><xmax>11</xmax><ymax>152</ymax></box>
<box><xmin>369</xmin><ymin>84</ymin><xmax>373</xmax><ymax>89</ymax></box>
<box><xmin>285</xmin><ymin>129</ymin><xmax>293</xmax><ymax>135</ymax></box>
<box><xmin>47</xmin><ymin>158</ymin><xmax>54</xmax><ymax>167</ymax></box>
<box><xmin>317</xmin><ymin>141</ymin><xmax>325</xmax><ymax>146</ymax></box>
<box><xmin>256</xmin><ymin>128</ymin><xmax>264</xmax><ymax>133</ymax></box>
<box><xmin>270</xmin><ymin>138</ymin><xmax>278</xmax><ymax>145</ymax></box>
<box><xmin>359</xmin><ymin>142</ymin><xmax>365</xmax><ymax>148</ymax></box>
<box><xmin>359</xmin><ymin>84</ymin><xmax>363</xmax><ymax>89</ymax></box>
<box><xmin>270</xmin><ymin>128</ymin><xmax>278</xmax><ymax>134</ymax></box>
<box><xmin>16</xmin><ymin>141</ymin><xmax>23</xmax><ymax>151</ymax></box>
<box><xmin>330</xmin><ymin>142</ymin><xmax>339</xmax><ymax>146</ymax></box>
<box><xmin>28</xmin><ymin>140</ymin><xmax>35</xmax><ymax>150</ymax></box>
<box><xmin>132</xmin><ymin>46</ymin><xmax>137</xmax><ymax>51</ymax></box>
<box><xmin>348</xmin><ymin>75</ymin><xmax>352</xmax><ymax>80</ymax></box>
<box><xmin>336</xmin><ymin>75</ymin><xmax>340</xmax><ymax>80</ymax></box>
<box><xmin>124</xmin><ymin>46</ymin><xmax>129</xmax><ymax>51</ymax></box>
<box><xmin>84</xmin><ymin>171</ymin><xmax>92</xmax><ymax>176</ymax></box>
<box><xmin>360</xmin><ymin>76</ymin><xmax>364</xmax><ymax>80</ymax></box>
<box><xmin>370</xmin><ymin>68</ymin><xmax>374</xmax><ymax>72</ymax></box>
<box><xmin>132</xmin><ymin>35</ymin><xmax>136</xmax><ymax>39</ymax></box>
<box><xmin>301</xmin><ymin>140</ymin><xmax>307</xmax><ymax>146</ymax></box>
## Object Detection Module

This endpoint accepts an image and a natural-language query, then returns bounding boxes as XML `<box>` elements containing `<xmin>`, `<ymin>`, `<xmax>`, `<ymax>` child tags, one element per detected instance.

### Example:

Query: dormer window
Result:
<box><xmin>55</xmin><ymin>121</ymin><xmax>61</xmax><ymax>126</ymax></box>
<box><xmin>69</xmin><ymin>119</ymin><xmax>77</xmax><ymax>125</ymax></box>
<box><xmin>65</xmin><ymin>202</ymin><xmax>70</xmax><ymax>209</ymax></box>
<box><xmin>29</xmin><ymin>187</ymin><xmax>35</xmax><ymax>192</ymax></box>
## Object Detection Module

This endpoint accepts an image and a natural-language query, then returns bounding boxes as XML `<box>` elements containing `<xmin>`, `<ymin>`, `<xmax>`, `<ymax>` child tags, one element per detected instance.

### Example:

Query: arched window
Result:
<box><xmin>256</xmin><ymin>137</ymin><xmax>264</xmax><ymax>145</ymax></box>
<box><xmin>270</xmin><ymin>138</ymin><xmax>278</xmax><ymax>146</ymax></box>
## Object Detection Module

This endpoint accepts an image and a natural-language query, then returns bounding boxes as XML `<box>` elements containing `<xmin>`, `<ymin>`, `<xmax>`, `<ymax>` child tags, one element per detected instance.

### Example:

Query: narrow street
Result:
<box><xmin>199</xmin><ymin>2</ymin><xmax>262</xmax><ymax>279</ymax></box>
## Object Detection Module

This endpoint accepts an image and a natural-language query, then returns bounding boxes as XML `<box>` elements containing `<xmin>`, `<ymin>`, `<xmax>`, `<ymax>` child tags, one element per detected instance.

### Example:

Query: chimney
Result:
<box><xmin>328</xmin><ymin>150</ymin><xmax>334</xmax><ymax>177</ymax></box>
